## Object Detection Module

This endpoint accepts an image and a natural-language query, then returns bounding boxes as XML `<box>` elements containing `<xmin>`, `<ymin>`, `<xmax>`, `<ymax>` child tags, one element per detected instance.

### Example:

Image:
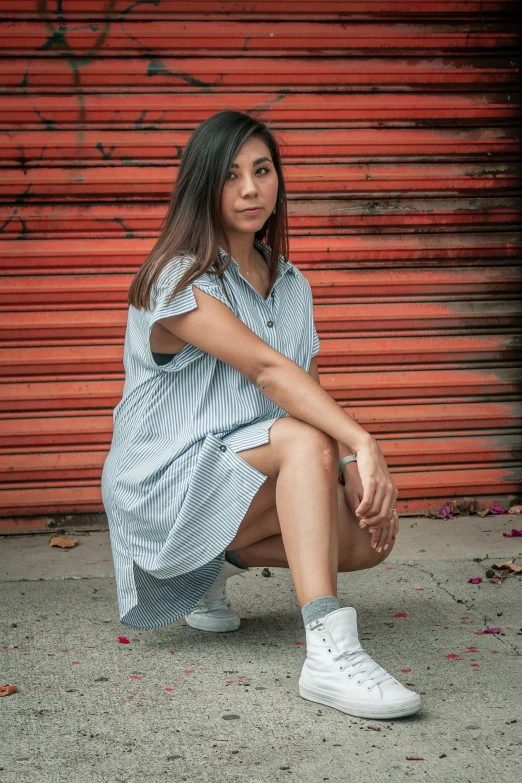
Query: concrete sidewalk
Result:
<box><xmin>1</xmin><ymin>516</ymin><xmax>521</xmax><ymax>783</ymax></box>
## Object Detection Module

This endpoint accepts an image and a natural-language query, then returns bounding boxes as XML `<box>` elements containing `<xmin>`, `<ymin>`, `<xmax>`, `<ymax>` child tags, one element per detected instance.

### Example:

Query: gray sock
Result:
<box><xmin>224</xmin><ymin>549</ymin><xmax>248</xmax><ymax>570</ymax></box>
<box><xmin>301</xmin><ymin>595</ymin><xmax>340</xmax><ymax>626</ymax></box>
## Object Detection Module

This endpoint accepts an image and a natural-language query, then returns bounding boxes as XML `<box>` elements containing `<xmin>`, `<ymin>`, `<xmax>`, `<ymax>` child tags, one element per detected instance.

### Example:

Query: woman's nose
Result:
<box><xmin>239</xmin><ymin>177</ymin><xmax>258</xmax><ymax>195</ymax></box>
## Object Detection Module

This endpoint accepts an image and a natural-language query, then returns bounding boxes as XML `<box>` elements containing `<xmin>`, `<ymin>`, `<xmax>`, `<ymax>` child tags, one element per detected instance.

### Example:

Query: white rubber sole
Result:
<box><xmin>299</xmin><ymin>679</ymin><xmax>422</xmax><ymax>720</ymax></box>
<box><xmin>184</xmin><ymin>612</ymin><xmax>240</xmax><ymax>632</ymax></box>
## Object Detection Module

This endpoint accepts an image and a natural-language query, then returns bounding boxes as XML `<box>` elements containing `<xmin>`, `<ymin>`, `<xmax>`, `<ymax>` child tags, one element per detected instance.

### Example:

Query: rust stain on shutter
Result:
<box><xmin>0</xmin><ymin>0</ymin><xmax>520</xmax><ymax>529</ymax></box>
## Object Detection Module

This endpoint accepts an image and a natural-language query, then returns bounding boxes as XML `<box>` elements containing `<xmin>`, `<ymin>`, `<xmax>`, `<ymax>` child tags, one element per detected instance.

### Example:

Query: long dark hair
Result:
<box><xmin>127</xmin><ymin>110</ymin><xmax>289</xmax><ymax>310</ymax></box>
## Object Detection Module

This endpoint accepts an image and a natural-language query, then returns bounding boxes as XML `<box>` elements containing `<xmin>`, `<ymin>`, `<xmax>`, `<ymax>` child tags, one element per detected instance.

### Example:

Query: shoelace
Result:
<box><xmin>308</xmin><ymin>620</ymin><xmax>394</xmax><ymax>690</ymax></box>
<box><xmin>333</xmin><ymin>648</ymin><xmax>394</xmax><ymax>689</ymax></box>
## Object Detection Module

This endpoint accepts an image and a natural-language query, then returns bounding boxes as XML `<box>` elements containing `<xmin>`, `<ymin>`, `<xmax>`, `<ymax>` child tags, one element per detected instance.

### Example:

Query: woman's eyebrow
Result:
<box><xmin>229</xmin><ymin>156</ymin><xmax>272</xmax><ymax>169</ymax></box>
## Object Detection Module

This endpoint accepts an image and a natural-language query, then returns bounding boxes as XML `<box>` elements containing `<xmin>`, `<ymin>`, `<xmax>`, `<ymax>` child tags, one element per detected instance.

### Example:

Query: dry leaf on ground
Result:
<box><xmin>49</xmin><ymin>536</ymin><xmax>77</xmax><ymax>548</ymax></box>
<box><xmin>492</xmin><ymin>558</ymin><xmax>521</xmax><ymax>573</ymax></box>
<box><xmin>0</xmin><ymin>685</ymin><xmax>18</xmax><ymax>697</ymax></box>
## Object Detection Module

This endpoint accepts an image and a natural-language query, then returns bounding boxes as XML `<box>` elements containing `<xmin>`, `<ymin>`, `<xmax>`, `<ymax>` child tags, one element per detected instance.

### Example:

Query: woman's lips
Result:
<box><xmin>240</xmin><ymin>207</ymin><xmax>262</xmax><ymax>215</ymax></box>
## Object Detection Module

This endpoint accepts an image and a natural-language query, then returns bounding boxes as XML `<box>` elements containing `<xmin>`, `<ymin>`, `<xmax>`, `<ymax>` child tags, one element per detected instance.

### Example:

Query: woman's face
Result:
<box><xmin>220</xmin><ymin>135</ymin><xmax>279</xmax><ymax>239</ymax></box>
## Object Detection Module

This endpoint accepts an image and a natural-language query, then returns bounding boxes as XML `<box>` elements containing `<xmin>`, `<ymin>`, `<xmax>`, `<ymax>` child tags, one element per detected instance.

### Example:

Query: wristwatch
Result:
<box><xmin>338</xmin><ymin>454</ymin><xmax>357</xmax><ymax>483</ymax></box>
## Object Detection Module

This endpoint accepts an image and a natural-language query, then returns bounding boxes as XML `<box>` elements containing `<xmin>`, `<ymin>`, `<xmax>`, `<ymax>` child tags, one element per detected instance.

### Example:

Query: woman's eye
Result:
<box><xmin>226</xmin><ymin>167</ymin><xmax>271</xmax><ymax>179</ymax></box>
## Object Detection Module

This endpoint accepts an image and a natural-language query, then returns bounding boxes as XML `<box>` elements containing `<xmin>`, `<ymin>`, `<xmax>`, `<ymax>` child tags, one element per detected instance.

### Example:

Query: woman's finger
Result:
<box><xmin>362</xmin><ymin>483</ymin><xmax>398</xmax><ymax>529</ymax></box>
<box><xmin>383</xmin><ymin>517</ymin><xmax>395</xmax><ymax>550</ymax></box>
<box><xmin>355</xmin><ymin>477</ymin><xmax>377</xmax><ymax>518</ymax></box>
<box><xmin>359</xmin><ymin>482</ymin><xmax>388</xmax><ymax>522</ymax></box>
<box><xmin>361</xmin><ymin>478</ymin><xmax>396</xmax><ymax>525</ymax></box>
<box><xmin>369</xmin><ymin>524</ymin><xmax>387</xmax><ymax>551</ymax></box>
<box><xmin>370</xmin><ymin>511</ymin><xmax>397</xmax><ymax>552</ymax></box>
<box><xmin>376</xmin><ymin>523</ymin><xmax>389</xmax><ymax>552</ymax></box>
<box><xmin>360</xmin><ymin>512</ymin><xmax>387</xmax><ymax>530</ymax></box>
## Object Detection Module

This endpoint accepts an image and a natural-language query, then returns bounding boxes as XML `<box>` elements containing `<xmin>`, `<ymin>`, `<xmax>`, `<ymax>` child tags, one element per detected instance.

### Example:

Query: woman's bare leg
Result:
<box><xmin>234</xmin><ymin>482</ymin><xmax>394</xmax><ymax>573</ymax></box>
<box><xmin>226</xmin><ymin>418</ymin><xmax>340</xmax><ymax>607</ymax></box>
<box><xmin>274</xmin><ymin>425</ymin><xmax>339</xmax><ymax>604</ymax></box>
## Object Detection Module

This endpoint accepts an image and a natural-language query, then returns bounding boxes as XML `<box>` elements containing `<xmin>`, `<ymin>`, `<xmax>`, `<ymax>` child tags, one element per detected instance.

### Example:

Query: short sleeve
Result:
<box><xmin>147</xmin><ymin>255</ymin><xmax>234</xmax><ymax>373</ymax></box>
<box><xmin>311</xmin><ymin>320</ymin><xmax>321</xmax><ymax>358</ymax></box>
<box><xmin>302</xmin><ymin>273</ymin><xmax>320</xmax><ymax>359</ymax></box>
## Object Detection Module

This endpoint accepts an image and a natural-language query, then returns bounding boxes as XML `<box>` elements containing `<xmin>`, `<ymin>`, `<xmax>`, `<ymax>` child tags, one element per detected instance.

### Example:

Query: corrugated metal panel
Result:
<box><xmin>0</xmin><ymin>0</ymin><xmax>520</xmax><ymax>530</ymax></box>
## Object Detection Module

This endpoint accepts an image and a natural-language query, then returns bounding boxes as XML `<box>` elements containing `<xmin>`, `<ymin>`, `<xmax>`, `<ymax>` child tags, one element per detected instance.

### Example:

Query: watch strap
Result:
<box><xmin>338</xmin><ymin>454</ymin><xmax>357</xmax><ymax>475</ymax></box>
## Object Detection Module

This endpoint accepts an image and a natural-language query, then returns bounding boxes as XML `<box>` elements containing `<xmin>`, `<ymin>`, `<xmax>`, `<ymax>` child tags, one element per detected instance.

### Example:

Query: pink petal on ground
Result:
<box><xmin>239</xmin><ymin>675</ymin><xmax>247</xmax><ymax>679</ymax></box>
<box><xmin>164</xmin><ymin>687</ymin><xmax>174</xmax><ymax>692</ymax></box>
<box><xmin>294</xmin><ymin>641</ymin><xmax>304</xmax><ymax>646</ymax></box>
<box><xmin>169</xmin><ymin>650</ymin><xmax>177</xmax><ymax>654</ymax></box>
<box><xmin>61</xmin><ymin>649</ymin><xmax>68</xmax><ymax>653</ymax></box>
<box><xmin>470</xmin><ymin>664</ymin><xmax>480</xmax><ymax>667</ymax></box>
<box><xmin>385</xmin><ymin>567</ymin><xmax>395</xmax><ymax>570</ymax></box>
<box><xmin>415</xmin><ymin>588</ymin><xmax>424</xmax><ymax>591</ymax></box>
<box><xmin>72</xmin><ymin>661</ymin><xmax>80</xmax><ymax>664</ymax></box>
<box><xmin>1</xmin><ymin>645</ymin><xmax>7</xmax><ymax>650</ymax></box>
<box><xmin>400</xmin><ymin>668</ymin><xmax>412</xmax><ymax>673</ymax></box>
<box><xmin>225</xmin><ymin>680</ymin><xmax>234</xmax><ymax>685</ymax></box>
<box><xmin>393</xmin><ymin>612</ymin><xmax>408</xmax><ymax>618</ymax></box>
<box><xmin>485</xmin><ymin>627</ymin><xmax>502</xmax><ymax>634</ymax></box>
<box><xmin>446</xmin><ymin>653</ymin><xmax>462</xmax><ymax>660</ymax></box>
<box><xmin>118</xmin><ymin>636</ymin><xmax>130</xmax><ymax>644</ymax></box>
<box><xmin>440</xmin><ymin>504</ymin><xmax>453</xmax><ymax>519</ymax></box>
<box><xmin>468</xmin><ymin>577</ymin><xmax>483</xmax><ymax>584</ymax></box>
<box><xmin>183</xmin><ymin>669</ymin><xmax>194</xmax><ymax>674</ymax></box>
<box><xmin>503</xmin><ymin>528</ymin><xmax>522</xmax><ymax>537</ymax></box>
<box><xmin>490</xmin><ymin>503</ymin><xmax>507</xmax><ymax>514</ymax></box>
<box><xmin>492</xmin><ymin>650</ymin><xmax>500</xmax><ymax>654</ymax></box>
<box><xmin>129</xmin><ymin>675</ymin><xmax>141</xmax><ymax>680</ymax></box>
<box><xmin>466</xmin><ymin>647</ymin><xmax>479</xmax><ymax>653</ymax></box>
<box><xmin>127</xmin><ymin>695</ymin><xmax>134</xmax><ymax>699</ymax></box>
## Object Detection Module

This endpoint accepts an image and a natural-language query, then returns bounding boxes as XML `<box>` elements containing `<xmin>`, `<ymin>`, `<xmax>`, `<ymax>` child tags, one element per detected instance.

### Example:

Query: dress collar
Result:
<box><xmin>217</xmin><ymin>240</ymin><xmax>295</xmax><ymax>279</ymax></box>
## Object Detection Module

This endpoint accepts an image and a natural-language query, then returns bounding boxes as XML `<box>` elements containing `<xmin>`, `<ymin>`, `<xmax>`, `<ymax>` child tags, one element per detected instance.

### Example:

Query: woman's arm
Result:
<box><xmin>255</xmin><ymin>349</ymin><xmax>371</xmax><ymax>453</ymax></box>
<box><xmin>307</xmin><ymin>356</ymin><xmax>355</xmax><ymax>465</ymax></box>
<box><xmin>157</xmin><ymin>284</ymin><xmax>395</xmax><ymax>520</ymax></box>
<box><xmin>307</xmin><ymin>354</ymin><xmax>396</xmax><ymax>549</ymax></box>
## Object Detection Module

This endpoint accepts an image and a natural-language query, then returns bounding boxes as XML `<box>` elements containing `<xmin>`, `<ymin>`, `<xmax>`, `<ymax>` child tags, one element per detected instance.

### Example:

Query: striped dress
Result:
<box><xmin>101</xmin><ymin>239</ymin><xmax>320</xmax><ymax>629</ymax></box>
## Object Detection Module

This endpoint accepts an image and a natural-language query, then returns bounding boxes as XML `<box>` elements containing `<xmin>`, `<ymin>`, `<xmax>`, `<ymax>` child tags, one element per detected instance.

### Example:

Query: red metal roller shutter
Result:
<box><xmin>0</xmin><ymin>1</ymin><xmax>520</xmax><ymax>532</ymax></box>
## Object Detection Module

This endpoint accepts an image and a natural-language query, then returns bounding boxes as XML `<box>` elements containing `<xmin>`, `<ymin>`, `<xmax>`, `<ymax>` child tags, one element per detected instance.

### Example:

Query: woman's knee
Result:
<box><xmin>339</xmin><ymin>535</ymin><xmax>396</xmax><ymax>573</ymax></box>
<box><xmin>270</xmin><ymin>416</ymin><xmax>339</xmax><ymax>471</ymax></box>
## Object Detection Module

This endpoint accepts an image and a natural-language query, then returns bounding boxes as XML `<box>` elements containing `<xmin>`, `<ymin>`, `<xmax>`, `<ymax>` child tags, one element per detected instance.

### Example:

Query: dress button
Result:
<box><xmin>219</xmin><ymin>445</ymin><xmax>227</xmax><ymax>452</ymax></box>
<box><xmin>271</xmin><ymin>291</ymin><xmax>275</xmax><ymax>297</ymax></box>
<box><xmin>267</xmin><ymin>320</ymin><xmax>274</xmax><ymax>328</ymax></box>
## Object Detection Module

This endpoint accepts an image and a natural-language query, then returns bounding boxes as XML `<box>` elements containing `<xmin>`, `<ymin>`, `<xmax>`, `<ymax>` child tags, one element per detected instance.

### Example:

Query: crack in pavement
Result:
<box><xmin>400</xmin><ymin>561</ymin><xmax>476</xmax><ymax>611</ymax></box>
<box><xmin>399</xmin><ymin>561</ymin><xmax>520</xmax><ymax>655</ymax></box>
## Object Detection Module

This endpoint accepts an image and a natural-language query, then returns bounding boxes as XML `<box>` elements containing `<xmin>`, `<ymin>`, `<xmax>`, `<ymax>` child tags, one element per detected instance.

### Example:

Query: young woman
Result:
<box><xmin>101</xmin><ymin>109</ymin><xmax>422</xmax><ymax>721</ymax></box>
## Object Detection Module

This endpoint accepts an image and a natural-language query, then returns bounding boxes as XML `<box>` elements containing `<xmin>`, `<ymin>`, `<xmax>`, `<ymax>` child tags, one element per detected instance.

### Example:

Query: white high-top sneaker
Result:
<box><xmin>184</xmin><ymin>556</ymin><xmax>248</xmax><ymax>632</ymax></box>
<box><xmin>299</xmin><ymin>606</ymin><xmax>422</xmax><ymax>719</ymax></box>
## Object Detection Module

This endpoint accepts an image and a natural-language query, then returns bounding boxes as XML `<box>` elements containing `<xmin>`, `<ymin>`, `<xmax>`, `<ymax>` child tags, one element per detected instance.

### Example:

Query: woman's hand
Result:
<box><xmin>342</xmin><ymin>435</ymin><xmax>399</xmax><ymax>552</ymax></box>
<box><xmin>341</xmin><ymin>461</ymin><xmax>399</xmax><ymax>552</ymax></box>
